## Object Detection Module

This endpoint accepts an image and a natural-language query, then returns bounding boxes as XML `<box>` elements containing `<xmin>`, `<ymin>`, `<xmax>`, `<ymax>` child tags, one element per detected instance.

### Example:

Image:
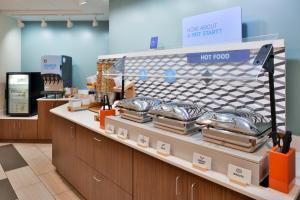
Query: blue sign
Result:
<box><xmin>150</xmin><ymin>36</ymin><xmax>158</xmax><ymax>49</ymax></box>
<box><xmin>182</xmin><ymin>7</ymin><xmax>242</xmax><ymax>47</ymax></box>
<box><xmin>187</xmin><ymin>50</ymin><xmax>250</xmax><ymax>64</ymax></box>
<box><xmin>139</xmin><ymin>68</ymin><xmax>148</xmax><ymax>81</ymax></box>
<box><xmin>164</xmin><ymin>69</ymin><xmax>176</xmax><ymax>83</ymax></box>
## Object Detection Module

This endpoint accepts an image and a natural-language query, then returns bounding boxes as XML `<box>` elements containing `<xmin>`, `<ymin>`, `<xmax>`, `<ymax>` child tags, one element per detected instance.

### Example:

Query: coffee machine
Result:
<box><xmin>41</xmin><ymin>55</ymin><xmax>72</xmax><ymax>98</ymax></box>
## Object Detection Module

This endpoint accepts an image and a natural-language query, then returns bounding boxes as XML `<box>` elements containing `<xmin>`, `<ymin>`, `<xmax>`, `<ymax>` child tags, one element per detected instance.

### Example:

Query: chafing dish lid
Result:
<box><xmin>196</xmin><ymin>109</ymin><xmax>271</xmax><ymax>136</ymax></box>
<box><xmin>149</xmin><ymin>102</ymin><xmax>207</xmax><ymax>122</ymax></box>
<box><xmin>117</xmin><ymin>96</ymin><xmax>162</xmax><ymax>112</ymax></box>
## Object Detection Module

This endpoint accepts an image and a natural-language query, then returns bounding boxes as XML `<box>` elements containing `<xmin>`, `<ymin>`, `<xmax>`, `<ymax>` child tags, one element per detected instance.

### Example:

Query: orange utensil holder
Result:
<box><xmin>269</xmin><ymin>145</ymin><xmax>295</xmax><ymax>194</ymax></box>
<box><xmin>100</xmin><ymin>109</ymin><xmax>116</xmax><ymax>129</ymax></box>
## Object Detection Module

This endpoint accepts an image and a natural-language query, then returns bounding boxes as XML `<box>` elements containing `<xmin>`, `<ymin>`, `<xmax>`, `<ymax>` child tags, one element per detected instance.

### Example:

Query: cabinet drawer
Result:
<box><xmin>76</xmin><ymin>124</ymin><xmax>133</xmax><ymax>194</ymax></box>
<box><xmin>75</xmin><ymin>158</ymin><xmax>93</xmax><ymax>200</ymax></box>
<box><xmin>93</xmin><ymin>134</ymin><xmax>133</xmax><ymax>194</ymax></box>
<box><xmin>91</xmin><ymin>169</ymin><xmax>132</xmax><ymax>200</ymax></box>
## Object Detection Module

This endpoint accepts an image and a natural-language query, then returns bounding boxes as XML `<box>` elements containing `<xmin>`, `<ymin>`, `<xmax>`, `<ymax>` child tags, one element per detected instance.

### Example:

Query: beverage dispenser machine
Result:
<box><xmin>41</xmin><ymin>55</ymin><xmax>72</xmax><ymax>98</ymax></box>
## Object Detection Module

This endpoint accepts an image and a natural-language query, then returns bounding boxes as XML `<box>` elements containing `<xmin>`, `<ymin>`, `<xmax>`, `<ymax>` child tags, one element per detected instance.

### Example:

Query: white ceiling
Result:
<box><xmin>0</xmin><ymin>0</ymin><xmax>109</xmax><ymax>21</ymax></box>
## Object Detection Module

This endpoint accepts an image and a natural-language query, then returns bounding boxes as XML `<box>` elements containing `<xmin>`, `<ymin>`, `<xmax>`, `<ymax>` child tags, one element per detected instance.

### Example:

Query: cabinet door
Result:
<box><xmin>76</xmin><ymin>125</ymin><xmax>94</xmax><ymax>166</ymax></box>
<box><xmin>133</xmin><ymin>150</ymin><xmax>159</xmax><ymax>200</ymax></box>
<box><xmin>52</xmin><ymin>115</ymin><xmax>77</xmax><ymax>185</ymax></box>
<box><xmin>133</xmin><ymin>150</ymin><xmax>187</xmax><ymax>200</ymax></box>
<box><xmin>0</xmin><ymin>119</ymin><xmax>16</xmax><ymax>139</ymax></box>
<box><xmin>157</xmin><ymin>161</ymin><xmax>187</xmax><ymax>200</ymax></box>
<box><xmin>187</xmin><ymin>175</ymin><xmax>253</xmax><ymax>200</ymax></box>
<box><xmin>93</xmin><ymin>134</ymin><xmax>133</xmax><ymax>194</ymax></box>
<box><xmin>18</xmin><ymin>120</ymin><xmax>38</xmax><ymax>139</ymax></box>
<box><xmin>37</xmin><ymin>101</ymin><xmax>54</xmax><ymax>139</ymax></box>
<box><xmin>92</xmin><ymin>169</ymin><xmax>132</xmax><ymax>200</ymax></box>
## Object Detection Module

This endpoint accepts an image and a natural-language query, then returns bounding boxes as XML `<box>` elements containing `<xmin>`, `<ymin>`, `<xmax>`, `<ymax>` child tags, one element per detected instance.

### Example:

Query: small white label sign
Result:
<box><xmin>227</xmin><ymin>164</ymin><xmax>252</xmax><ymax>185</ymax></box>
<box><xmin>137</xmin><ymin>135</ymin><xmax>150</xmax><ymax>148</ymax></box>
<box><xmin>192</xmin><ymin>152</ymin><xmax>211</xmax><ymax>170</ymax></box>
<box><xmin>117</xmin><ymin>128</ymin><xmax>128</xmax><ymax>140</ymax></box>
<box><xmin>157</xmin><ymin>141</ymin><xmax>171</xmax><ymax>156</ymax></box>
<box><xmin>105</xmin><ymin>124</ymin><xmax>115</xmax><ymax>134</ymax></box>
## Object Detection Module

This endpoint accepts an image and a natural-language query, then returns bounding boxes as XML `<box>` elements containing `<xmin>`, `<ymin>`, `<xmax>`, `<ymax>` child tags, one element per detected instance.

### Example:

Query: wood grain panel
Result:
<box><xmin>19</xmin><ymin>120</ymin><xmax>38</xmax><ymax>139</ymax></box>
<box><xmin>38</xmin><ymin>101</ymin><xmax>54</xmax><ymax>140</ymax></box>
<box><xmin>93</xmin><ymin>134</ymin><xmax>133</xmax><ymax>194</ymax></box>
<box><xmin>92</xmin><ymin>169</ymin><xmax>132</xmax><ymax>200</ymax></box>
<box><xmin>75</xmin><ymin>125</ymin><xmax>94</xmax><ymax>166</ymax></box>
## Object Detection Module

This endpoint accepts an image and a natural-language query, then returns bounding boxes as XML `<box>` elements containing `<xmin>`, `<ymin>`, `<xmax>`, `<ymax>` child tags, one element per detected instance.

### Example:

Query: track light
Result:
<box><xmin>92</xmin><ymin>17</ymin><xmax>98</xmax><ymax>27</ymax></box>
<box><xmin>41</xmin><ymin>18</ymin><xmax>47</xmax><ymax>28</ymax></box>
<box><xmin>66</xmin><ymin>18</ymin><xmax>73</xmax><ymax>28</ymax></box>
<box><xmin>17</xmin><ymin>19</ymin><xmax>25</xmax><ymax>28</ymax></box>
<box><xmin>79</xmin><ymin>0</ymin><xmax>88</xmax><ymax>6</ymax></box>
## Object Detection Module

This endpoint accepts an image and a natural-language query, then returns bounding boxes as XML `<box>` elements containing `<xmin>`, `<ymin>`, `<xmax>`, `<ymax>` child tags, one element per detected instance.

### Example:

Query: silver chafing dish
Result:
<box><xmin>197</xmin><ymin>109</ymin><xmax>272</xmax><ymax>152</ymax></box>
<box><xmin>117</xmin><ymin>97</ymin><xmax>162</xmax><ymax>123</ymax></box>
<box><xmin>149</xmin><ymin>102</ymin><xmax>207</xmax><ymax>135</ymax></box>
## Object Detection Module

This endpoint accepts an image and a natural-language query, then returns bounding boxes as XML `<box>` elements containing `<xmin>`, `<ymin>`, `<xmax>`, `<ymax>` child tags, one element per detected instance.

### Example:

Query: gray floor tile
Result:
<box><xmin>0</xmin><ymin>179</ymin><xmax>18</xmax><ymax>200</ymax></box>
<box><xmin>0</xmin><ymin>144</ymin><xmax>28</xmax><ymax>172</ymax></box>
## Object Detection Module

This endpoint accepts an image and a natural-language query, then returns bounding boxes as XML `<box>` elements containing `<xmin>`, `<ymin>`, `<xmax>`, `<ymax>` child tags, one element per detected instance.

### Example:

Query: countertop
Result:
<box><xmin>50</xmin><ymin>103</ymin><xmax>300</xmax><ymax>200</ymax></box>
<box><xmin>37</xmin><ymin>97</ymin><xmax>70</xmax><ymax>101</ymax></box>
<box><xmin>0</xmin><ymin>112</ymin><xmax>38</xmax><ymax>120</ymax></box>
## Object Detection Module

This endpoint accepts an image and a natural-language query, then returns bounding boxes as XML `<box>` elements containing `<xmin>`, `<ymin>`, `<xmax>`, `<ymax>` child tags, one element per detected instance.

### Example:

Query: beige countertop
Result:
<box><xmin>0</xmin><ymin>112</ymin><xmax>38</xmax><ymax>120</ymax></box>
<box><xmin>37</xmin><ymin>97</ymin><xmax>70</xmax><ymax>101</ymax></box>
<box><xmin>50</xmin><ymin>103</ymin><xmax>300</xmax><ymax>200</ymax></box>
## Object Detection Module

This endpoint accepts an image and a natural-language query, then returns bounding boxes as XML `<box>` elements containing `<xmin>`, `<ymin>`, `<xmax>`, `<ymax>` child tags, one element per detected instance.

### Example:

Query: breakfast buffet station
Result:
<box><xmin>50</xmin><ymin>39</ymin><xmax>300</xmax><ymax>200</ymax></box>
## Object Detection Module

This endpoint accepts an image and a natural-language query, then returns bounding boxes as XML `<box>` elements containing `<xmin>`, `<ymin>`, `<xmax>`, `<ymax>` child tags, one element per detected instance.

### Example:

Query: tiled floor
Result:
<box><xmin>0</xmin><ymin>143</ymin><xmax>84</xmax><ymax>200</ymax></box>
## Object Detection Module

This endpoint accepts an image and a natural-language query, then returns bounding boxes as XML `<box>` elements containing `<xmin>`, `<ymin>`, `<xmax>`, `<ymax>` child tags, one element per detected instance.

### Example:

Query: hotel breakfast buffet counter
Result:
<box><xmin>50</xmin><ymin>103</ymin><xmax>300</xmax><ymax>200</ymax></box>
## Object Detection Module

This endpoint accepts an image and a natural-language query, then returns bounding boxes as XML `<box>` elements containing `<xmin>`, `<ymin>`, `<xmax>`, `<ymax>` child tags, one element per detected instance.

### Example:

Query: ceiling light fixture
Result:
<box><xmin>66</xmin><ymin>18</ymin><xmax>73</xmax><ymax>28</ymax></box>
<box><xmin>41</xmin><ymin>18</ymin><xmax>47</xmax><ymax>28</ymax></box>
<box><xmin>92</xmin><ymin>17</ymin><xmax>98</xmax><ymax>27</ymax></box>
<box><xmin>17</xmin><ymin>19</ymin><xmax>25</xmax><ymax>28</ymax></box>
<box><xmin>79</xmin><ymin>0</ymin><xmax>88</xmax><ymax>6</ymax></box>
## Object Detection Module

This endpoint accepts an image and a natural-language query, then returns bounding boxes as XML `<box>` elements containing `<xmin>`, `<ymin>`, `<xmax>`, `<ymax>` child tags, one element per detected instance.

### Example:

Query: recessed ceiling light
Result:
<box><xmin>92</xmin><ymin>17</ymin><xmax>98</xmax><ymax>27</ymax></box>
<box><xmin>79</xmin><ymin>0</ymin><xmax>88</xmax><ymax>6</ymax></box>
<box><xmin>41</xmin><ymin>18</ymin><xmax>47</xmax><ymax>28</ymax></box>
<box><xmin>66</xmin><ymin>18</ymin><xmax>73</xmax><ymax>28</ymax></box>
<box><xmin>17</xmin><ymin>19</ymin><xmax>25</xmax><ymax>28</ymax></box>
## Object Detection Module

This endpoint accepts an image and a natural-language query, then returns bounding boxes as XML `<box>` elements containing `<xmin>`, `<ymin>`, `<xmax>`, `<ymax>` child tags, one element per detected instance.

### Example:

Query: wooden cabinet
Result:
<box><xmin>75</xmin><ymin>157</ymin><xmax>132</xmax><ymax>200</ymax></box>
<box><xmin>91</xmin><ymin>169</ymin><xmax>132</xmax><ymax>200</ymax></box>
<box><xmin>76</xmin><ymin>125</ymin><xmax>94</xmax><ymax>166</ymax></box>
<box><xmin>187</xmin><ymin>175</ymin><xmax>252</xmax><ymax>200</ymax></box>
<box><xmin>0</xmin><ymin>119</ymin><xmax>37</xmax><ymax>140</ymax></box>
<box><xmin>38</xmin><ymin>100</ymin><xmax>67</xmax><ymax>140</ymax></box>
<box><xmin>133</xmin><ymin>151</ymin><xmax>253</xmax><ymax>200</ymax></box>
<box><xmin>18</xmin><ymin>120</ymin><xmax>38</xmax><ymax>139</ymax></box>
<box><xmin>53</xmin><ymin>116</ymin><xmax>253</xmax><ymax>200</ymax></box>
<box><xmin>133</xmin><ymin>150</ymin><xmax>187</xmax><ymax>200</ymax></box>
<box><xmin>52</xmin><ymin>115</ymin><xmax>77</xmax><ymax>185</ymax></box>
<box><xmin>0</xmin><ymin>119</ymin><xmax>15</xmax><ymax>139</ymax></box>
<box><xmin>75</xmin><ymin>158</ymin><xmax>93</xmax><ymax>200</ymax></box>
<box><xmin>93</xmin><ymin>133</ymin><xmax>133</xmax><ymax>194</ymax></box>
<box><xmin>76</xmin><ymin>125</ymin><xmax>133</xmax><ymax>194</ymax></box>
<box><xmin>54</xmin><ymin>118</ymin><xmax>132</xmax><ymax>200</ymax></box>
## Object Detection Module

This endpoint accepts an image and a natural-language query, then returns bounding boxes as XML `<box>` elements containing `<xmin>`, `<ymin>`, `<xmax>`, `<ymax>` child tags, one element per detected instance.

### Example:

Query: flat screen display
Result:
<box><xmin>182</xmin><ymin>7</ymin><xmax>242</xmax><ymax>47</ymax></box>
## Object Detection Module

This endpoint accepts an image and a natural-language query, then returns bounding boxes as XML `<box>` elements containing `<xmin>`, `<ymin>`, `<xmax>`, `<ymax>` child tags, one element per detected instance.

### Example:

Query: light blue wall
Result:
<box><xmin>21</xmin><ymin>21</ymin><xmax>109</xmax><ymax>89</ymax></box>
<box><xmin>109</xmin><ymin>0</ymin><xmax>300</xmax><ymax>135</ymax></box>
